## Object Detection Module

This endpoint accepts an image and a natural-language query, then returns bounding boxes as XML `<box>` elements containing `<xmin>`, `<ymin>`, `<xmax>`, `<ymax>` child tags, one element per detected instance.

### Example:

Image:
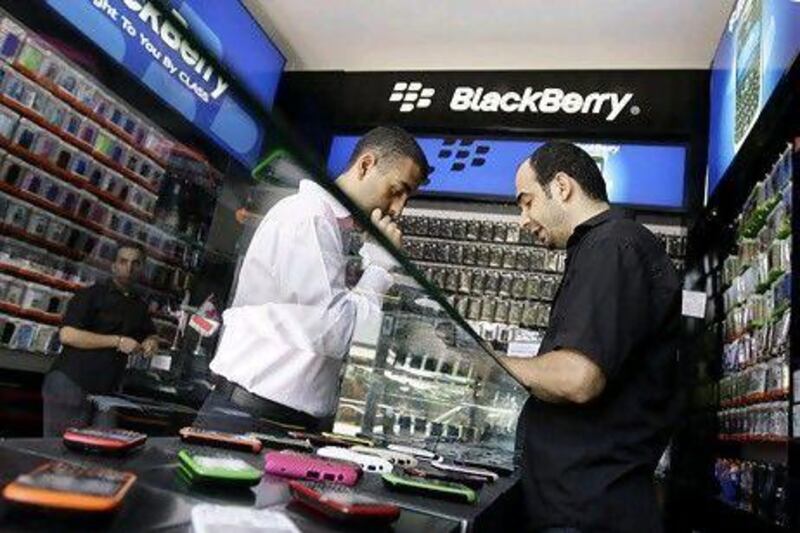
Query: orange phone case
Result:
<box><xmin>178</xmin><ymin>427</ymin><xmax>263</xmax><ymax>454</ymax></box>
<box><xmin>2</xmin><ymin>462</ymin><xmax>137</xmax><ymax>512</ymax></box>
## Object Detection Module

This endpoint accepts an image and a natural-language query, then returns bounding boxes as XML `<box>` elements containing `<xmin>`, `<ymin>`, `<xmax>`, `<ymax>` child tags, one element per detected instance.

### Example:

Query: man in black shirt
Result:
<box><xmin>42</xmin><ymin>244</ymin><xmax>159</xmax><ymax>437</ymax></box>
<box><xmin>501</xmin><ymin>142</ymin><xmax>681</xmax><ymax>533</ymax></box>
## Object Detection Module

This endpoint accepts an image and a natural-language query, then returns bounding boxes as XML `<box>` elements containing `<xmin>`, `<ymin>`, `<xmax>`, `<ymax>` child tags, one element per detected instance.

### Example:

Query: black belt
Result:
<box><xmin>213</xmin><ymin>378</ymin><xmax>315</xmax><ymax>430</ymax></box>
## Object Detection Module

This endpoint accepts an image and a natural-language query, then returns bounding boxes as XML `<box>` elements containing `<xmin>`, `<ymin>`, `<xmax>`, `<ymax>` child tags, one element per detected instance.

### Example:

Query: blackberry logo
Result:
<box><xmin>390</xmin><ymin>82</ymin><xmax>435</xmax><ymax>113</ymax></box>
<box><xmin>450</xmin><ymin>87</ymin><xmax>635</xmax><ymax>122</ymax></box>
<box><xmin>433</xmin><ymin>139</ymin><xmax>491</xmax><ymax>173</ymax></box>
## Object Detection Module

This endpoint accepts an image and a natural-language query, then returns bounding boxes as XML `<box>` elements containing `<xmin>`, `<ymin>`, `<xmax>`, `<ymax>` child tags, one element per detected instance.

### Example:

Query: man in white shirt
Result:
<box><xmin>195</xmin><ymin>126</ymin><xmax>429</xmax><ymax>432</ymax></box>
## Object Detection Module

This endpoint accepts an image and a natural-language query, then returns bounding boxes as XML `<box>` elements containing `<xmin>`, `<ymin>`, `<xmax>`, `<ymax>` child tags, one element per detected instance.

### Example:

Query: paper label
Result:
<box><xmin>681</xmin><ymin>290</ymin><xmax>707</xmax><ymax>319</ymax></box>
<box><xmin>150</xmin><ymin>355</ymin><xmax>172</xmax><ymax>372</ymax></box>
<box><xmin>507</xmin><ymin>341</ymin><xmax>540</xmax><ymax>358</ymax></box>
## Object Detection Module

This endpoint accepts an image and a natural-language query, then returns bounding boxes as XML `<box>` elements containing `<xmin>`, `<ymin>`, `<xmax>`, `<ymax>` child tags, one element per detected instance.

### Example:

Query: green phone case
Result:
<box><xmin>381</xmin><ymin>472</ymin><xmax>477</xmax><ymax>504</ymax></box>
<box><xmin>177</xmin><ymin>450</ymin><xmax>262</xmax><ymax>486</ymax></box>
<box><xmin>177</xmin><ymin>463</ymin><xmax>195</xmax><ymax>484</ymax></box>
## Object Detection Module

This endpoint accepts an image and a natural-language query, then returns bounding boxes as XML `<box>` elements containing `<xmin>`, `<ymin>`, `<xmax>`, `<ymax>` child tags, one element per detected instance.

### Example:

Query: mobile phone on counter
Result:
<box><xmin>381</xmin><ymin>472</ymin><xmax>476</xmax><ymax>504</ymax></box>
<box><xmin>62</xmin><ymin>427</ymin><xmax>146</xmax><ymax>455</ymax></box>
<box><xmin>316</xmin><ymin>446</ymin><xmax>393</xmax><ymax>474</ymax></box>
<box><xmin>289</xmin><ymin>481</ymin><xmax>400</xmax><ymax>524</ymax></box>
<box><xmin>350</xmin><ymin>446</ymin><xmax>417</xmax><ymax>468</ymax></box>
<box><xmin>2</xmin><ymin>461</ymin><xmax>136</xmax><ymax>512</ymax></box>
<box><xmin>403</xmin><ymin>464</ymin><xmax>487</xmax><ymax>489</ymax></box>
<box><xmin>177</xmin><ymin>450</ymin><xmax>262</xmax><ymax>486</ymax></box>
<box><xmin>264</xmin><ymin>450</ymin><xmax>361</xmax><ymax>486</ymax></box>
<box><xmin>178</xmin><ymin>427</ymin><xmax>262</xmax><ymax>454</ymax></box>
<box><xmin>321</xmin><ymin>432</ymin><xmax>374</xmax><ymax>447</ymax></box>
<box><xmin>287</xmin><ymin>430</ymin><xmax>355</xmax><ymax>448</ymax></box>
<box><xmin>387</xmin><ymin>444</ymin><xmax>441</xmax><ymax>461</ymax></box>
<box><xmin>430</xmin><ymin>458</ymin><xmax>499</xmax><ymax>481</ymax></box>
<box><xmin>246</xmin><ymin>432</ymin><xmax>313</xmax><ymax>452</ymax></box>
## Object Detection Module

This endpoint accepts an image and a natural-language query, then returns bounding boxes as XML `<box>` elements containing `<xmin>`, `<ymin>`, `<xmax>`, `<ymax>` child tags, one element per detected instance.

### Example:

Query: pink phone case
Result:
<box><xmin>264</xmin><ymin>451</ymin><xmax>361</xmax><ymax>486</ymax></box>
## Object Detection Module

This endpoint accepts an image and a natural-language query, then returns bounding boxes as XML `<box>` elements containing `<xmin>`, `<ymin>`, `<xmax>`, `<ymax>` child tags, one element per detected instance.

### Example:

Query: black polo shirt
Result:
<box><xmin>518</xmin><ymin>209</ymin><xmax>681</xmax><ymax>533</ymax></box>
<box><xmin>51</xmin><ymin>280</ymin><xmax>156</xmax><ymax>394</ymax></box>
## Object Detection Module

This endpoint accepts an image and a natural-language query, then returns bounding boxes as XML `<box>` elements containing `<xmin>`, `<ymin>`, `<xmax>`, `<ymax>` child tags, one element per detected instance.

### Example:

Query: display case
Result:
<box><xmin>333</xmin><ymin>263</ymin><xmax>529</xmax><ymax>468</ymax></box>
<box><xmin>221</xmin><ymin>167</ymin><xmax>532</xmax><ymax>469</ymax></box>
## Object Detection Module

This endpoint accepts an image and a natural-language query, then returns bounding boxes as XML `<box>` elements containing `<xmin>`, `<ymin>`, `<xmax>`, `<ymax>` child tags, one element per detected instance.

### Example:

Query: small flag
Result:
<box><xmin>197</xmin><ymin>294</ymin><xmax>221</xmax><ymax>321</ymax></box>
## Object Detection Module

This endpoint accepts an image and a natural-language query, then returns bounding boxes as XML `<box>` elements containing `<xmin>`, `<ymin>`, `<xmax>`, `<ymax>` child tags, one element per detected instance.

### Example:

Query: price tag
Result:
<box><xmin>507</xmin><ymin>341</ymin><xmax>540</xmax><ymax>358</ymax></box>
<box><xmin>681</xmin><ymin>290</ymin><xmax>706</xmax><ymax>319</ymax></box>
<box><xmin>150</xmin><ymin>355</ymin><xmax>172</xmax><ymax>372</ymax></box>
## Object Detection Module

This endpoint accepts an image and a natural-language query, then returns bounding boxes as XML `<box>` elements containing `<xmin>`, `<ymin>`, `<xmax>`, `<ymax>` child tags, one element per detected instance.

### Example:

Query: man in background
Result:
<box><xmin>43</xmin><ymin>244</ymin><xmax>159</xmax><ymax>437</ymax></box>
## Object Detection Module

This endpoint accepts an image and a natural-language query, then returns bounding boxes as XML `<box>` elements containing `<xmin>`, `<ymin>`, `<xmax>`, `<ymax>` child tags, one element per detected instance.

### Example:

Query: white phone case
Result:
<box><xmin>350</xmin><ymin>446</ymin><xmax>418</xmax><ymax>468</ymax></box>
<box><xmin>316</xmin><ymin>446</ymin><xmax>393</xmax><ymax>474</ymax></box>
<box><xmin>387</xmin><ymin>444</ymin><xmax>441</xmax><ymax>461</ymax></box>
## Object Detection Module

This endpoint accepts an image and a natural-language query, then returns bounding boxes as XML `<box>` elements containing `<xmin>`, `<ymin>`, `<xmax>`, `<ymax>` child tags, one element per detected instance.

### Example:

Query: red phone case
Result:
<box><xmin>62</xmin><ymin>427</ymin><xmax>146</xmax><ymax>454</ymax></box>
<box><xmin>264</xmin><ymin>451</ymin><xmax>361</xmax><ymax>486</ymax></box>
<box><xmin>289</xmin><ymin>481</ymin><xmax>400</xmax><ymax>523</ymax></box>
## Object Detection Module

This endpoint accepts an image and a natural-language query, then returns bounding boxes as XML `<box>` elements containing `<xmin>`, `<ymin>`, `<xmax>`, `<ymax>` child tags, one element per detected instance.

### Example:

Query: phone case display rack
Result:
<box><xmin>0</xmin><ymin>13</ymin><xmax>222</xmax><ymax>362</ymax></box>
<box><xmin>676</xmin><ymin>143</ymin><xmax>797</xmax><ymax>531</ymax></box>
<box><xmin>398</xmin><ymin>207</ymin><xmax>687</xmax><ymax>352</ymax></box>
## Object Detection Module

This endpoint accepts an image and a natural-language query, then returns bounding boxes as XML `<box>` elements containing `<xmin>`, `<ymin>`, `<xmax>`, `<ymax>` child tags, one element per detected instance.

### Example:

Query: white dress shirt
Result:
<box><xmin>210</xmin><ymin>180</ymin><xmax>396</xmax><ymax>417</ymax></box>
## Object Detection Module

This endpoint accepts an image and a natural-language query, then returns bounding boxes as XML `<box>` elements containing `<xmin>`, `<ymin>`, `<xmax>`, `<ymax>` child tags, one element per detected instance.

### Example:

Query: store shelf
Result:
<box><xmin>720</xmin><ymin>391</ymin><xmax>790</xmax><ymax>408</ymax></box>
<box><xmin>414</xmin><ymin>259</ymin><xmax>564</xmax><ymax>279</ymax></box>
<box><xmin>0</xmin><ymin>300</ymin><xmax>61</xmax><ymax>326</ymax></box>
<box><xmin>402</xmin><ymin>227</ymin><xmax>546</xmax><ymax>249</ymax></box>
<box><xmin>718</xmin><ymin>436</ymin><xmax>789</xmax><ymax>444</ymax></box>
<box><xmin>438</xmin><ymin>288</ymin><xmax>554</xmax><ymax>306</ymax></box>
<box><xmin>0</xmin><ymin>262</ymin><xmax>84</xmax><ymax>292</ymax></box>
<box><xmin>713</xmin><ymin>497</ymin><xmax>790</xmax><ymax>532</ymax></box>
<box><xmin>0</xmin><ymin>179</ymin><xmax>84</xmax><ymax>225</ymax></box>
<box><xmin>0</xmin><ymin>131</ymin><xmax>153</xmax><ymax>224</ymax></box>
<box><xmin>0</xmin><ymin>346</ymin><xmax>53</xmax><ymax>374</ymax></box>
<box><xmin>83</xmin><ymin>255</ymin><xmax>181</xmax><ymax>300</ymax></box>
<box><xmin>13</xmin><ymin>63</ymin><xmax>167</xmax><ymax>186</ymax></box>
<box><xmin>408</xmin><ymin>236</ymin><xmax>564</xmax><ymax>274</ymax></box>
<box><xmin>0</xmin><ymin>230</ymin><xmax>180</xmax><ymax>305</ymax></box>
<box><xmin>383</xmin><ymin>362</ymin><xmax>477</xmax><ymax>388</ymax></box>
<box><xmin>0</xmin><ymin>173</ymin><xmax>187</xmax><ymax>271</ymax></box>
<box><xmin>0</xmin><ymin>238</ymin><xmax>181</xmax><ymax>306</ymax></box>
<box><xmin>0</xmin><ymin>222</ymin><xmax>85</xmax><ymax>262</ymax></box>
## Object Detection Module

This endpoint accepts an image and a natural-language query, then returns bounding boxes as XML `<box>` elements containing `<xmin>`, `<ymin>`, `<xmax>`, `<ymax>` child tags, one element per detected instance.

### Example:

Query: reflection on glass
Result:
<box><xmin>0</xmin><ymin>4</ymin><xmax>527</xmax><ymax>478</ymax></box>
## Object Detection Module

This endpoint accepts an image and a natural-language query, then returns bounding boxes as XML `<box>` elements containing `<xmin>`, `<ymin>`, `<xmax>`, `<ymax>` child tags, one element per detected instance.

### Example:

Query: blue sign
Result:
<box><xmin>161</xmin><ymin>0</ymin><xmax>285</xmax><ymax>110</ymax></box>
<box><xmin>707</xmin><ymin>0</ymin><xmax>800</xmax><ymax>199</ymax></box>
<box><xmin>328</xmin><ymin>135</ymin><xmax>687</xmax><ymax>209</ymax></box>
<box><xmin>43</xmin><ymin>0</ymin><xmax>285</xmax><ymax>167</ymax></box>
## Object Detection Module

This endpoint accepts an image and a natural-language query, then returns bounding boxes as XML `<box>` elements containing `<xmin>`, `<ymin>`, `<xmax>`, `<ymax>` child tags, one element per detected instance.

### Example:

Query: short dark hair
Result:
<box><xmin>347</xmin><ymin>126</ymin><xmax>430</xmax><ymax>184</ymax></box>
<box><xmin>116</xmin><ymin>242</ymin><xmax>145</xmax><ymax>260</ymax></box>
<box><xmin>527</xmin><ymin>142</ymin><xmax>608</xmax><ymax>202</ymax></box>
